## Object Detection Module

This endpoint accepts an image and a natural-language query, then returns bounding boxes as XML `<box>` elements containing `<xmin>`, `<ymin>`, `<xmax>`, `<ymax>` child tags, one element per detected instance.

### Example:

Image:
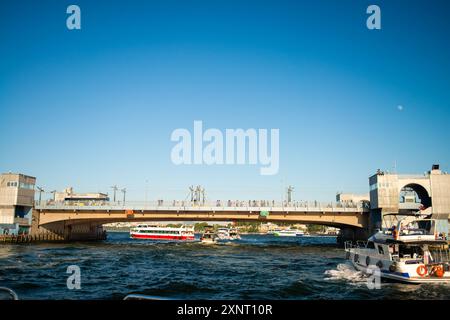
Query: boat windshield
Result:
<box><xmin>381</xmin><ymin>215</ymin><xmax>437</xmax><ymax>237</ymax></box>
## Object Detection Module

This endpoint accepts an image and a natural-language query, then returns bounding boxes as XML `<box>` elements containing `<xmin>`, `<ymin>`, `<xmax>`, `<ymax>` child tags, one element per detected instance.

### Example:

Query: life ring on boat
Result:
<box><xmin>389</xmin><ymin>263</ymin><xmax>397</xmax><ymax>272</ymax></box>
<box><xmin>416</xmin><ymin>265</ymin><xmax>428</xmax><ymax>277</ymax></box>
<box><xmin>376</xmin><ymin>260</ymin><xmax>383</xmax><ymax>269</ymax></box>
<box><xmin>354</xmin><ymin>254</ymin><xmax>359</xmax><ymax>263</ymax></box>
<box><xmin>433</xmin><ymin>265</ymin><xmax>444</xmax><ymax>278</ymax></box>
<box><xmin>366</xmin><ymin>256</ymin><xmax>371</xmax><ymax>266</ymax></box>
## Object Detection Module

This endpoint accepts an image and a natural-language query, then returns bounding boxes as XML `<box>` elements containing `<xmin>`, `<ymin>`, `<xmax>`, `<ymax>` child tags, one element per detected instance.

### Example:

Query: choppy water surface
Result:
<box><xmin>1</xmin><ymin>233</ymin><xmax>449</xmax><ymax>300</ymax></box>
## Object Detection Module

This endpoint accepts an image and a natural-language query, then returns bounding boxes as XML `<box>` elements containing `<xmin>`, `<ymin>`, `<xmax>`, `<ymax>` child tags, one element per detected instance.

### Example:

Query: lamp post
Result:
<box><xmin>36</xmin><ymin>187</ymin><xmax>44</xmax><ymax>206</ymax></box>
<box><xmin>287</xmin><ymin>185</ymin><xmax>294</xmax><ymax>204</ymax></box>
<box><xmin>121</xmin><ymin>188</ymin><xmax>126</xmax><ymax>205</ymax></box>
<box><xmin>50</xmin><ymin>190</ymin><xmax>56</xmax><ymax>203</ymax></box>
<box><xmin>111</xmin><ymin>185</ymin><xmax>118</xmax><ymax>203</ymax></box>
<box><xmin>145</xmin><ymin>179</ymin><xmax>149</xmax><ymax>204</ymax></box>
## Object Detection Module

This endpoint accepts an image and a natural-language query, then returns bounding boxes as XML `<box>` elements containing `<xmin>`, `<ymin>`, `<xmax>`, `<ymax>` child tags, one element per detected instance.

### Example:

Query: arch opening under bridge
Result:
<box><xmin>399</xmin><ymin>183</ymin><xmax>432</xmax><ymax>209</ymax></box>
<box><xmin>32</xmin><ymin>204</ymin><xmax>370</xmax><ymax>242</ymax></box>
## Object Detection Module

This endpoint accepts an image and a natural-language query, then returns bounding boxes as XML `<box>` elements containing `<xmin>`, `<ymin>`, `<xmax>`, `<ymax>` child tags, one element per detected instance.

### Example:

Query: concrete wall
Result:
<box><xmin>336</xmin><ymin>193</ymin><xmax>369</xmax><ymax>203</ymax></box>
<box><xmin>0</xmin><ymin>173</ymin><xmax>36</xmax><ymax>206</ymax></box>
<box><xmin>369</xmin><ymin>166</ymin><xmax>450</xmax><ymax>233</ymax></box>
<box><xmin>370</xmin><ymin>173</ymin><xmax>400</xmax><ymax>213</ymax></box>
<box><xmin>429</xmin><ymin>171</ymin><xmax>450</xmax><ymax>219</ymax></box>
<box><xmin>0</xmin><ymin>173</ymin><xmax>36</xmax><ymax>235</ymax></box>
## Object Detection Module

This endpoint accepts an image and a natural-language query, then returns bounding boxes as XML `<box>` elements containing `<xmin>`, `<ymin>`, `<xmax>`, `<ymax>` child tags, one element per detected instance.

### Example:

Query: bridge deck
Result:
<box><xmin>36</xmin><ymin>201</ymin><xmax>369</xmax><ymax>214</ymax></box>
<box><xmin>34</xmin><ymin>201</ymin><xmax>369</xmax><ymax>229</ymax></box>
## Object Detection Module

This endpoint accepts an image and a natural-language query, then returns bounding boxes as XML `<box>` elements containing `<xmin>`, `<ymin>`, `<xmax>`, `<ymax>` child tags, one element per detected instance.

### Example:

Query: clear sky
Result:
<box><xmin>1</xmin><ymin>0</ymin><xmax>449</xmax><ymax>202</ymax></box>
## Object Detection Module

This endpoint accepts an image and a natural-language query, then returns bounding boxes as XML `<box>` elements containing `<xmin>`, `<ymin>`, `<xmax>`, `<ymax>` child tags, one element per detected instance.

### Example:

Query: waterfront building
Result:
<box><xmin>369</xmin><ymin>164</ymin><xmax>450</xmax><ymax>234</ymax></box>
<box><xmin>336</xmin><ymin>192</ymin><xmax>370</xmax><ymax>204</ymax></box>
<box><xmin>53</xmin><ymin>187</ymin><xmax>109</xmax><ymax>204</ymax></box>
<box><xmin>0</xmin><ymin>172</ymin><xmax>36</xmax><ymax>235</ymax></box>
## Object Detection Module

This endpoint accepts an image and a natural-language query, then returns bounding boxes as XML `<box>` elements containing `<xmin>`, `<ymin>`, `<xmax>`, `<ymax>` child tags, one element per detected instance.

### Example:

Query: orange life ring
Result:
<box><xmin>416</xmin><ymin>265</ymin><xmax>428</xmax><ymax>277</ymax></box>
<box><xmin>433</xmin><ymin>266</ymin><xmax>444</xmax><ymax>278</ymax></box>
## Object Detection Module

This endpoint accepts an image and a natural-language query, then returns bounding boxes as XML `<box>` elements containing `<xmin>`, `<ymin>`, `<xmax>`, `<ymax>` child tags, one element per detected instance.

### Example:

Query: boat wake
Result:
<box><xmin>324</xmin><ymin>263</ymin><xmax>369</xmax><ymax>285</ymax></box>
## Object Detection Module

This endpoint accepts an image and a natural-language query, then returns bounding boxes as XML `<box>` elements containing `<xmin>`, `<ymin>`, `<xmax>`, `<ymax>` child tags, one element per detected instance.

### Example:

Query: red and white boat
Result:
<box><xmin>130</xmin><ymin>224</ymin><xmax>195</xmax><ymax>241</ymax></box>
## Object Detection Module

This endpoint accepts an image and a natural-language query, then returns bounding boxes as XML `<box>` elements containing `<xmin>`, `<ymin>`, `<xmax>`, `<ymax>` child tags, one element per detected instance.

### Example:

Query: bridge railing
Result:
<box><xmin>35</xmin><ymin>200</ymin><xmax>369</xmax><ymax>212</ymax></box>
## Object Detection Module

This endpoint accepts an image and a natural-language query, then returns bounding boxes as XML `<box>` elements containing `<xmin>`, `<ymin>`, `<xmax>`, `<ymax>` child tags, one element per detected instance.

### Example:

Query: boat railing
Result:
<box><xmin>429</xmin><ymin>248</ymin><xmax>450</xmax><ymax>264</ymax></box>
<box><xmin>399</xmin><ymin>228</ymin><xmax>432</xmax><ymax>236</ymax></box>
<box><xmin>344</xmin><ymin>240</ymin><xmax>368</xmax><ymax>250</ymax></box>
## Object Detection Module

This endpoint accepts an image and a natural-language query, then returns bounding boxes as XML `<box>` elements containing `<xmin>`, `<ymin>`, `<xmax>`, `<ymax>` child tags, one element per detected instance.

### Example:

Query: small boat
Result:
<box><xmin>217</xmin><ymin>227</ymin><xmax>241</xmax><ymax>241</ymax></box>
<box><xmin>130</xmin><ymin>224</ymin><xmax>195</xmax><ymax>241</ymax></box>
<box><xmin>200</xmin><ymin>227</ymin><xmax>218</xmax><ymax>244</ymax></box>
<box><xmin>229</xmin><ymin>228</ymin><xmax>241</xmax><ymax>240</ymax></box>
<box><xmin>217</xmin><ymin>228</ymin><xmax>231</xmax><ymax>240</ymax></box>
<box><xmin>345</xmin><ymin>213</ymin><xmax>450</xmax><ymax>283</ymax></box>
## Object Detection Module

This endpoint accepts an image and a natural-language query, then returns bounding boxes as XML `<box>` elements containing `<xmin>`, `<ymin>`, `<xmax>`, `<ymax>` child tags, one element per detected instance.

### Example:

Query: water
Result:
<box><xmin>1</xmin><ymin>232</ymin><xmax>449</xmax><ymax>300</ymax></box>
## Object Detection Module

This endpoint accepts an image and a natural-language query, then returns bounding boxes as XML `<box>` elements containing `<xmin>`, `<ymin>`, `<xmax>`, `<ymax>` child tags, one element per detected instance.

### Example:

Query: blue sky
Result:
<box><xmin>1</xmin><ymin>0</ymin><xmax>449</xmax><ymax>201</ymax></box>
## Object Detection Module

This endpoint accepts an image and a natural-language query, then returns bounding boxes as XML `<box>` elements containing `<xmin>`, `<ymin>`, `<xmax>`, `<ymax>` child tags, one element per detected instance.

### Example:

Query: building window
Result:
<box><xmin>19</xmin><ymin>182</ymin><xmax>35</xmax><ymax>190</ymax></box>
<box><xmin>7</xmin><ymin>181</ymin><xmax>18</xmax><ymax>187</ymax></box>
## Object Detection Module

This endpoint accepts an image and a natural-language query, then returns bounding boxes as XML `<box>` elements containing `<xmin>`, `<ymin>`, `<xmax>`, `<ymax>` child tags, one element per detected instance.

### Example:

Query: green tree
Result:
<box><xmin>306</xmin><ymin>224</ymin><xmax>326</xmax><ymax>233</ymax></box>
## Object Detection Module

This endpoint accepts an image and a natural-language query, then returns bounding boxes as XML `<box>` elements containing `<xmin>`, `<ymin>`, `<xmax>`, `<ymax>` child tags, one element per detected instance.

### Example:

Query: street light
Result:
<box><xmin>121</xmin><ymin>188</ymin><xmax>126</xmax><ymax>205</ymax></box>
<box><xmin>50</xmin><ymin>190</ymin><xmax>56</xmax><ymax>202</ymax></box>
<box><xmin>111</xmin><ymin>185</ymin><xmax>118</xmax><ymax>203</ymax></box>
<box><xmin>36</xmin><ymin>186</ymin><xmax>45</xmax><ymax>205</ymax></box>
<box><xmin>287</xmin><ymin>185</ymin><xmax>294</xmax><ymax>203</ymax></box>
<box><xmin>145</xmin><ymin>179</ymin><xmax>149</xmax><ymax>204</ymax></box>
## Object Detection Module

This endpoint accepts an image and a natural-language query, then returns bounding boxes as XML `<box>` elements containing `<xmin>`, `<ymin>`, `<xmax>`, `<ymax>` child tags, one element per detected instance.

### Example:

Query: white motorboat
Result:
<box><xmin>217</xmin><ymin>228</ymin><xmax>231</xmax><ymax>240</ymax></box>
<box><xmin>345</xmin><ymin>214</ymin><xmax>450</xmax><ymax>283</ymax></box>
<box><xmin>229</xmin><ymin>228</ymin><xmax>241</xmax><ymax>240</ymax></box>
<box><xmin>217</xmin><ymin>227</ymin><xmax>241</xmax><ymax>241</ymax></box>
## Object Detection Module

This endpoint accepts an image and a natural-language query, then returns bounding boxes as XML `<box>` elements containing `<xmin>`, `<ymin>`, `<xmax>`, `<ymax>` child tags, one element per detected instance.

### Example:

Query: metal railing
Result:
<box><xmin>35</xmin><ymin>199</ymin><xmax>369</xmax><ymax>212</ymax></box>
<box><xmin>344</xmin><ymin>240</ymin><xmax>368</xmax><ymax>250</ymax></box>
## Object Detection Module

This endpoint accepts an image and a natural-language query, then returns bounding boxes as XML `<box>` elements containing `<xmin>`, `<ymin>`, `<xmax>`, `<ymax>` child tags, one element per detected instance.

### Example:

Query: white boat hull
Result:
<box><xmin>347</xmin><ymin>252</ymin><xmax>450</xmax><ymax>284</ymax></box>
<box><xmin>201</xmin><ymin>239</ymin><xmax>217</xmax><ymax>244</ymax></box>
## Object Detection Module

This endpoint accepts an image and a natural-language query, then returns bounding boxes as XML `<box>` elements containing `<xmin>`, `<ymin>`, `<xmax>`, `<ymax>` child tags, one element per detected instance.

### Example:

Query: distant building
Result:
<box><xmin>54</xmin><ymin>187</ymin><xmax>109</xmax><ymax>204</ymax></box>
<box><xmin>0</xmin><ymin>172</ymin><xmax>36</xmax><ymax>235</ymax></box>
<box><xmin>260</xmin><ymin>222</ymin><xmax>278</xmax><ymax>233</ymax></box>
<box><xmin>336</xmin><ymin>193</ymin><xmax>370</xmax><ymax>204</ymax></box>
<box><xmin>292</xmin><ymin>224</ymin><xmax>308</xmax><ymax>231</ymax></box>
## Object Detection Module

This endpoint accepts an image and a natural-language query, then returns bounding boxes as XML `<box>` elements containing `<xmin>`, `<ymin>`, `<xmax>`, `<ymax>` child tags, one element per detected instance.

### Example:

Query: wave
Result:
<box><xmin>324</xmin><ymin>263</ymin><xmax>369</xmax><ymax>285</ymax></box>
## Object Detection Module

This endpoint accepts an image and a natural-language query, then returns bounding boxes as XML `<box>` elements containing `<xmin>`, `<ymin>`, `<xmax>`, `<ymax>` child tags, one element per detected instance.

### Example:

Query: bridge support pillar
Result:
<box><xmin>30</xmin><ymin>212</ymin><xmax>106</xmax><ymax>242</ymax></box>
<box><xmin>337</xmin><ymin>227</ymin><xmax>368</xmax><ymax>246</ymax></box>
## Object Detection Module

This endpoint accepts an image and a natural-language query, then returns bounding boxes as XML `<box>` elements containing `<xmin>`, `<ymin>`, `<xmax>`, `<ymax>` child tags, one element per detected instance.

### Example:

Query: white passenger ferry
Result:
<box><xmin>130</xmin><ymin>224</ymin><xmax>195</xmax><ymax>241</ymax></box>
<box><xmin>345</xmin><ymin>214</ymin><xmax>450</xmax><ymax>283</ymax></box>
<box><xmin>274</xmin><ymin>229</ymin><xmax>306</xmax><ymax>237</ymax></box>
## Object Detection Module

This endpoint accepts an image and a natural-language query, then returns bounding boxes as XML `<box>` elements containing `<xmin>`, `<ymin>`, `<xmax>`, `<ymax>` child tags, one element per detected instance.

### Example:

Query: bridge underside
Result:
<box><xmin>31</xmin><ymin>208</ymin><xmax>369</xmax><ymax>243</ymax></box>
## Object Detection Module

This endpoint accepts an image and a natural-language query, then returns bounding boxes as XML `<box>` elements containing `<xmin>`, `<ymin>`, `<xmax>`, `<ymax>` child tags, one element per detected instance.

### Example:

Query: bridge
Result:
<box><xmin>3</xmin><ymin>164</ymin><xmax>449</xmax><ymax>244</ymax></box>
<box><xmin>31</xmin><ymin>201</ymin><xmax>370</xmax><ymax>243</ymax></box>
